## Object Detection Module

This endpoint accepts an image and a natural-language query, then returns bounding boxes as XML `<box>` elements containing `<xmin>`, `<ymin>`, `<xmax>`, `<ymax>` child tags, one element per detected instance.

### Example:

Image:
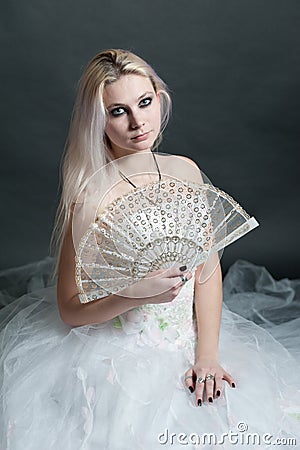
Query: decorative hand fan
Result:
<box><xmin>75</xmin><ymin>178</ymin><xmax>258</xmax><ymax>303</ymax></box>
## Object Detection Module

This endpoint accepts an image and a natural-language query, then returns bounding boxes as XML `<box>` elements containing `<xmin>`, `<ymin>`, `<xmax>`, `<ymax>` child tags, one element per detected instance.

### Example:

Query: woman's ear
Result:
<box><xmin>157</xmin><ymin>91</ymin><xmax>161</xmax><ymax>103</ymax></box>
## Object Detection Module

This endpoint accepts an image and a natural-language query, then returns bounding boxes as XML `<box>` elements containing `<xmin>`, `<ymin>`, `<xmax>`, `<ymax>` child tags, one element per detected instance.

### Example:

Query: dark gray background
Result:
<box><xmin>1</xmin><ymin>0</ymin><xmax>299</xmax><ymax>279</ymax></box>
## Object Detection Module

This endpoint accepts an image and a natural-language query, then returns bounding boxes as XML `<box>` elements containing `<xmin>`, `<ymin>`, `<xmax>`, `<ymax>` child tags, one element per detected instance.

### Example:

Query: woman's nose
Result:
<box><xmin>129</xmin><ymin>111</ymin><xmax>144</xmax><ymax>129</ymax></box>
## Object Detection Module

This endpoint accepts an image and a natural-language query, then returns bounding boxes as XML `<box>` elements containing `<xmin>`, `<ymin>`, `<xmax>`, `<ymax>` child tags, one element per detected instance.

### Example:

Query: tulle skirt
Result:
<box><xmin>0</xmin><ymin>258</ymin><xmax>299</xmax><ymax>450</ymax></box>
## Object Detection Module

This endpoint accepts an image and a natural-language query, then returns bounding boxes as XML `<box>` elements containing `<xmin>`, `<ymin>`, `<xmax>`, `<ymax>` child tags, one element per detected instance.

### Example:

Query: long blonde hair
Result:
<box><xmin>50</xmin><ymin>49</ymin><xmax>172</xmax><ymax>277</ymax></box>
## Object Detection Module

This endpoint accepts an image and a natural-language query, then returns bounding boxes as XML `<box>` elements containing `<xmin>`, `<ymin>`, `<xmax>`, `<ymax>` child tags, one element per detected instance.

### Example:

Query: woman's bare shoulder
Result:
<box><xmin>157</xmin><ymin>153</ymin><xmax>203</xmax><ymax>183</ymax></box>
<box><xmin>175</xmin><ymin>154</ymin><xmax>199</xmax><ymax>168</ymax></box>
<box><xmin>157</xmin><ymin>152</ymin><xmax>199</xmax><ymax>167</ymax></box>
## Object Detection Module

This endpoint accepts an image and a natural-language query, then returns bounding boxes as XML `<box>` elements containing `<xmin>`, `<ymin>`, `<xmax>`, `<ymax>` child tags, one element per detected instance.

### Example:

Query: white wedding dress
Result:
<box><xmin>0</xmin><ymin>253</ymin><xmax>299</xmax><ymax>449</ymax></box>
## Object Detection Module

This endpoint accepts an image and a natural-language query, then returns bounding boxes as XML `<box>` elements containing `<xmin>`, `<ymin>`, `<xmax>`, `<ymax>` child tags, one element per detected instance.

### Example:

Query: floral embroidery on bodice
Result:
<box><xmin>112</xmin><ymin>274</ymin><xmax>196</xmax><ymax>355</ymax></box>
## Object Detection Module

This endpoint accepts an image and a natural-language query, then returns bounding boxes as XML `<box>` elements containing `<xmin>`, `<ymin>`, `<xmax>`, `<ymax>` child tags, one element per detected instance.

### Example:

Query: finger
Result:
<box><xmin>222</xmin><ymin>371</ymin><xmax>236</xmax><ymax>388</ymax></box>
<box><xmin>214</xmin><ymin>375</ymin><xmax>223</xmax><ymax>399</ymax></box>
<box><xmin>204</xmin><ymin>374</ymin><xmax>215</xmax><ymax>403</ymax></box>
<box><xmin>166</xmin><ymin>265</ymin><xmax>189</xmax><ymax>279</ymax></box>
<box><xmin>184</xmin><ymin>369</ymin><xmax>195</xmax><ymax>393</ymax></box>
<box><xmin>195</xmin><ymin>371</ymin><xmax>206</xmax><ymax>406</ymax></box>
<box><xmin>144</xmin><ymin>268</ymin><xmax>166</xmax><ymax>279</ymax></box>
<box><xmin>171</xmin><ymin>287</ymin><xmax>182</xmax><ymax>298</ymax></box>
<box><xmin>173</xmin><ymin>271</ymin><xmax>193</xmax><ymax>289</ymax></box>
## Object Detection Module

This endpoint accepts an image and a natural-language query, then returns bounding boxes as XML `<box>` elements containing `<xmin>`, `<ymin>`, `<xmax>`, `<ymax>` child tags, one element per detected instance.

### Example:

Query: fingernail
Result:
<box><xmin>231</xmin><ymin>383</ymin><xmax>236</xmax><ymax>388</ymax></box>
<box><xmin>189</xmin><ymin>386</ymin><xmax>194</xmax><ymax>393</ymax></box>
<box><xmin>197</xmin><ymin>399</ymin><xmax>202</xmax><ymax>406</ymax></box>
<box><xmin>216</xmin><ymin>390</ymin><xmax>221</xmax><ymax>397</ymax></box>
<box><xmin>208</xmin><ymin>397</ymin><xmax>213</xmax><ymax>403</ymax></box>
<box><xmin>179</xmin><ymin>265</ymin><xmax>187</xmax><ymax>271</ymax></box>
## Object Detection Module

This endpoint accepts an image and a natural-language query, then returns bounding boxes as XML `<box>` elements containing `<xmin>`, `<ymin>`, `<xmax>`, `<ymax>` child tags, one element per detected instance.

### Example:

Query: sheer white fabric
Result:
<box><xmin>0</xmin><ymin>257</ymin><xmax>299</xmax><ymax>449</ymax></box>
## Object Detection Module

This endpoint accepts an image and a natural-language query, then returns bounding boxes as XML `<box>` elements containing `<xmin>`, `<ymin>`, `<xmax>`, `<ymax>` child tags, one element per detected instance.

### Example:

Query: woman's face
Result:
<box><xmin>103</xmin><ymin>74</ymin><xmax>161</xmax><ymax>158</ymax></box>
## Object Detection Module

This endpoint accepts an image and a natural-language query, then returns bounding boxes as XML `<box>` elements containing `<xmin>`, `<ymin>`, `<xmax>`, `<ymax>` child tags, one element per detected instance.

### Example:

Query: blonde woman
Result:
<box><xmin>0</xmin><ymin>49</ymin><xmax>299</xmax><ymax>449</ymax></box>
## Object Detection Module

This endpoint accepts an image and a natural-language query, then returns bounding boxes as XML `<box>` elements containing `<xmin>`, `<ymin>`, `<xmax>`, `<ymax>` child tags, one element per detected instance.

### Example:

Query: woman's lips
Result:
<box><xmin>131</xmin><ymin>131</ymin><xmax>150</xmax><ymax>142</ymax></box>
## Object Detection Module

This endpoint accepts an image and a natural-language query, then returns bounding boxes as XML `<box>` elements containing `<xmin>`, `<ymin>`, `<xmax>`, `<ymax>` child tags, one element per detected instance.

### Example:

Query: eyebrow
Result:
<box><xmin>107</xmin><ymin>91</ymin><xmax>154</xmax><ymax>109</ymax></box>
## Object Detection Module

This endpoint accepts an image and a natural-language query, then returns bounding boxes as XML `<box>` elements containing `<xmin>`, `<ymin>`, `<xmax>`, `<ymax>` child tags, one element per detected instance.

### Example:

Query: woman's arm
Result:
<box><xmin>57</xmin><ymin>218</ymin><xmax>191</xmax><ymax>327</ymax></box>
<box><xmin>194</xmin><ymin>258</ymin><xmax>223</xmax><ymax>362</ymax></box>
<box><xmin>184</xmin><ymin>255</ymin><xmax>235</xmax><ymax>405</ymax></box>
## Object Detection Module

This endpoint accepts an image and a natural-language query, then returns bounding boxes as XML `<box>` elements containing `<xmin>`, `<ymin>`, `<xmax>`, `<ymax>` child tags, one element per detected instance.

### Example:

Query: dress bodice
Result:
<box><xmin>111</xmin><ymin>274</ymin><xmax>196</xmax><ymax>355</ymax></box>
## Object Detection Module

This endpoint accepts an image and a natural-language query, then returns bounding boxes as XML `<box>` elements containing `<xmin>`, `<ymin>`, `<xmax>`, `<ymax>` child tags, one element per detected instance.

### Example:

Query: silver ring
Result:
<box><xmin>180</xmin><ymin>275</ymin><xmax>188</xmax><ymax>284</ymax></box>
<box><xmin>184</xmin><ymin>375</ymin><xmax>193</xmax><ymax>381</ymax></box>
<box><xmin>205</xmin><ymin>374</ymin><xmax>215</xmax><ymax>381</ymax></box>
<box><xmin>197</xmin><ymin>377</ymin><xmax>205</xmax><ymax>384</ymax></box>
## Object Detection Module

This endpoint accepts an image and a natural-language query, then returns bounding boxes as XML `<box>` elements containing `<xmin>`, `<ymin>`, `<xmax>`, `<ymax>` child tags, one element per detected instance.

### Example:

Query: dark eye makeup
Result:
<box><xmin>109</xmin><ymin>96</ymin><xmax>153</xmax><ymax>117</ymax></box>
<box><xmin>139</xmin><ymin>97</ymin><xmax>153</xmax><ymax>107</ymax></box>
<box><xmin>110</xmin><ymin>107</ymin><xmax>126</xmax><ymax>117</ymax></box>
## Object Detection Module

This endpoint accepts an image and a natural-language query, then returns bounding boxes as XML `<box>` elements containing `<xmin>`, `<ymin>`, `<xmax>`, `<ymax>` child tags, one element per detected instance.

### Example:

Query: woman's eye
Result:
<box><xmin>140</xmin><ymin>97</ymin><xmax>152</xmax><ymax>107</ymax></box>
<box><xmin>110</xmin><ymin>107</ymin><xmax>126</xmax><ymax>117</ymax></box>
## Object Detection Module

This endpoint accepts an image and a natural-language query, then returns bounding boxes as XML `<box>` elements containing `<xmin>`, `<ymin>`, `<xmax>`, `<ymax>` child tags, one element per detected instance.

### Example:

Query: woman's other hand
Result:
<box><xmin>184</xmin><ymin>359</ymin><xmax>236</xmax><ymax>406</ymax></box>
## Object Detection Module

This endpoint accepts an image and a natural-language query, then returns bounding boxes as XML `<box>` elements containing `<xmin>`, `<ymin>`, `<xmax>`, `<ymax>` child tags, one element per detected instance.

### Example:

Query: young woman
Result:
<box><xmin>0</xmin><ymin>49</ymin><xmax>299</xmax><ymax>449</ymax></box>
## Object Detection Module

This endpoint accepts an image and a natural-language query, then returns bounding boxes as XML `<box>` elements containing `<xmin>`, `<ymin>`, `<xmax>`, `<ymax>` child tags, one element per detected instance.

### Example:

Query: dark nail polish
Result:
<box><xmin>209</xmin><ymin>397</ymin><xmax>213</xmax><ymax>403</ymax></box>
<box><xmin>189</xmin><ymin>386</ymin><xmax>194</xmax><ymax>393</ymax></box>
<box><xmin>179</xmin><ymin>265</ymin><xmax>187</xmax><ymax>271</ymax></box>
<box><xmin>197</xmin><ymin>399</ymin><xmax>202</xmax><ymax>406</ymax></box>
<box><xmin>231</xmin><ymin>383</ymin><xmax>236</xmax><ymax>388</ymax></box>
<box><xmin>216</xmin><ymin>390</ymin><xmax>221</xmax><ymax>397</ymax></box>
